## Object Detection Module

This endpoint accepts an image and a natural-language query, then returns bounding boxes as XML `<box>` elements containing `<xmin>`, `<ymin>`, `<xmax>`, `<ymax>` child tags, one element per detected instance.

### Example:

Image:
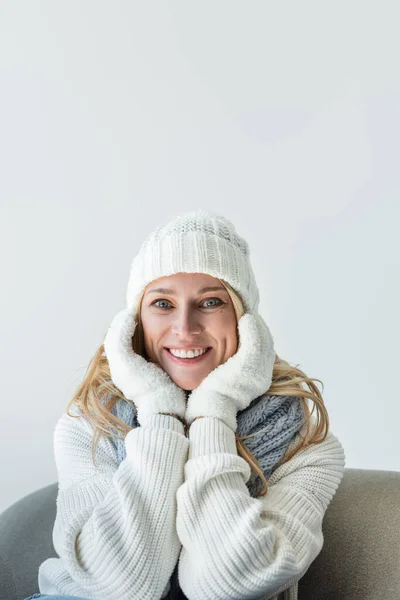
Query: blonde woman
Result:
<box><xmin>25</xmin><ymin>209</ymin><xmax>345</xmax><ymax>600</ymax></box>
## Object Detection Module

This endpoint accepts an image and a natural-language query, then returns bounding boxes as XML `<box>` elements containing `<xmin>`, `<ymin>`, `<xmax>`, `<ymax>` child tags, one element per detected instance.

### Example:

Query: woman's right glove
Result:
<box><xmin>104</xmin><ymin>306</ymin><xmax>187</xmax><ymax>428</ymax></box>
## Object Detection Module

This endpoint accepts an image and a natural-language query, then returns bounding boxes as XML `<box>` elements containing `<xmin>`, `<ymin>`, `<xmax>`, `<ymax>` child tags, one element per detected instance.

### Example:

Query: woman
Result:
<box><xmin>25</xmin><ymin>209</ymin><xmax>345</xmax><ymax>600</ymax></box>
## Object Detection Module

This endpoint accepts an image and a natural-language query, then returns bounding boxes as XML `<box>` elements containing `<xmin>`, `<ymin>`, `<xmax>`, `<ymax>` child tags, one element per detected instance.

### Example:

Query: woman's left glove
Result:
<box><xmin>185</xmin><ymin>313</ymin><xmax>276</xmax><ymax>432</ymax></box>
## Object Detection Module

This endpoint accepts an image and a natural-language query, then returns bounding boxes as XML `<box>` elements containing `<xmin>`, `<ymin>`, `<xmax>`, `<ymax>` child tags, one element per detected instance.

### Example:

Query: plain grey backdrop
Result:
<box><xmin>1</xmin><ymin>1</ymin><xmax>399</xmax><ymax>514</ymax></box>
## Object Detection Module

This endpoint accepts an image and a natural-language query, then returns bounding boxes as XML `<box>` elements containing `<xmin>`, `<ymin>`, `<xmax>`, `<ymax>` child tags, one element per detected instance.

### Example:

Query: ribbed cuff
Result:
<box><xmin>188</xmin><ymin>416</ymin><xmax>238</xmax><ymax>459</ymax></box>
<box><xmin>140</xmin><ymin>413</ymin><xmax>185</xmax><ymax>435</ymax></box>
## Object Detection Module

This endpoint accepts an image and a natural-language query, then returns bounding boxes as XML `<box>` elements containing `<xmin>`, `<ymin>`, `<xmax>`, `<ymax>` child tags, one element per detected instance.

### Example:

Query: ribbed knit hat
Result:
<box><xmin>126</xmin><ymin>209</ymin><xmax>260</xmax><ymax>316</ymax></box>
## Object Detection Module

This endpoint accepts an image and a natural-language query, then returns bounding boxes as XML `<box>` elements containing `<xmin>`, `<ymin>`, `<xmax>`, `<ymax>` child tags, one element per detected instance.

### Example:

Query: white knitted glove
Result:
<box><xmin>104</xmin><ymin>306</ymin><xmax>187</xmax><ymax>427</ymax></box>
<box><xmin>185</xmin><ymin>313</ymin><xmax>276</xmax><ymax>432</ymax></box>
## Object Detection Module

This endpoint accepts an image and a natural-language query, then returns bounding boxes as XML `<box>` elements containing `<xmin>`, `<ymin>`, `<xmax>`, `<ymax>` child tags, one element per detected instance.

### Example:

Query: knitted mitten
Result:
<box><xmin>104</xmin><ymin>306</ymin><xmax>187</xmax><ymax>427</ymax></box>
<box><xmin>185</xmin><ymin>313</ymin><xmax>276</xmax><ymax>432</ymax></box>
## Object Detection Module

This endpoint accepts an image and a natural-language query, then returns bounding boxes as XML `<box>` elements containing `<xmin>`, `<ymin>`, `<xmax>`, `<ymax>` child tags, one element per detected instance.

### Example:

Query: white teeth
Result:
<box><xmin>169</xmin><ymin>348</ymin><xmax>208</xmax><ymax>359</ymax></box>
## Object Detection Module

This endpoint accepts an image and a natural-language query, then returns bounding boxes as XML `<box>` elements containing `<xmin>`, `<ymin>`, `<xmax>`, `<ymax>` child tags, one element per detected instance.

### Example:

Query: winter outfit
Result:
<box><xmin>32</xmin><ymin>209</ymin><xmax>345</xmax><ymax>600</ymax></box>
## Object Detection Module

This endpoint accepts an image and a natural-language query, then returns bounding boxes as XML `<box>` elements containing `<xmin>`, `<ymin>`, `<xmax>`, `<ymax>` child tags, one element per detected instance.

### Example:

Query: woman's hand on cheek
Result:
<box><xmin>185</xmin><ymin>313</ymin><xmax>276</xmax><ymax>432</ymax></box>
<box><xmin>104</xmin><ymin>306</ymin><xmax>187</xmax><ymax>427</ymax></box>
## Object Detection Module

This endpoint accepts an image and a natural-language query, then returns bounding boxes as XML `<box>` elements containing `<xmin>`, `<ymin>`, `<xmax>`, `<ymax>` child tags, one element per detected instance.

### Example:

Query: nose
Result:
<box><xmin>171</xmin><ymin>308</ymin><xmax>203</xmax><ymax>338</ymax></box>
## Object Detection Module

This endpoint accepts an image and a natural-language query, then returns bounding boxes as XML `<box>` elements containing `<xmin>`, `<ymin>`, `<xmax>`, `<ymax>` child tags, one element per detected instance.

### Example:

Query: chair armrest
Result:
<box><xmin>298</xmin><ymin>468</ymin><xmax>400</xmax><ymax>599</ymax></box>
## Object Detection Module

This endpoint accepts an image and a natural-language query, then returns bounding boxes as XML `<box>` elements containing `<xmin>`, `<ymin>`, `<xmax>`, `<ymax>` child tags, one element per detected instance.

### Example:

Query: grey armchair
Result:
<box><xmin>0</xmin><ymin>468</ymin><xmax>399</xmax><ymax>600</ymax></box>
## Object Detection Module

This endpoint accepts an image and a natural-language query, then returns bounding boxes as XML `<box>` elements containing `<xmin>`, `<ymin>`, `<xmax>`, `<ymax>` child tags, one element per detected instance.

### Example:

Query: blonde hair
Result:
<box><xmin>66</xmin><ymin>280</ymin><xmax>329</xmax><ymax>497</ymax></box>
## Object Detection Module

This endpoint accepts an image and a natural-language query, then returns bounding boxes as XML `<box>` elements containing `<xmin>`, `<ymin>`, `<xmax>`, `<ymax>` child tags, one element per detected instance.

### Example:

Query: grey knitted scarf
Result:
<box><xmin>110</xmin><ymin>393</ymin><xmax>305</xmax><ymax>599</ymax></box>
<box><xmin>111</xmin><ymin>392</ymin><xmax>305</xmax><ymax>497</ymax></box>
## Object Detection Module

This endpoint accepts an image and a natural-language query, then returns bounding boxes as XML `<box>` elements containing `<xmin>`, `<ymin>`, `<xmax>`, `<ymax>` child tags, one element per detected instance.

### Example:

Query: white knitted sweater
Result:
<box><xmin>38</xmin><ymin>405</ymin><xmax>345</xmax><ymax>600</ymax></box>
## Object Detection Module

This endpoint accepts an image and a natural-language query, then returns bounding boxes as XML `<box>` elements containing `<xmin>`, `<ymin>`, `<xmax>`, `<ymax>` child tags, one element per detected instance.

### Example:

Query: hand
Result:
<box><xmin>185</xmin><ymin>313</ymin><xmax>276</xmax><ymax>432</ymax></box>
<box><xmin>104</xmin><ymin>306</ymin><xmax>187</xmax><ymax>427</ymax></box>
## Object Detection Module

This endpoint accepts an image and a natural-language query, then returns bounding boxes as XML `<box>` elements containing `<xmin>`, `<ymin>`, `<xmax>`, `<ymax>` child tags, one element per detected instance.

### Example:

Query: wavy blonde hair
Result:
<box><xmin>66</xmin><ymin>279</ymin><xmax>329</xmax><ymax>497</ymax></box>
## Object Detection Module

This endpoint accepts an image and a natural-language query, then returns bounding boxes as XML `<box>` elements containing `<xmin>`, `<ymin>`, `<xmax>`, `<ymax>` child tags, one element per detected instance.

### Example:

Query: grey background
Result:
<box><xmin>1</xmin><ymin>1</ymin><xmax>399</xmax><ymax>514</ymax></box>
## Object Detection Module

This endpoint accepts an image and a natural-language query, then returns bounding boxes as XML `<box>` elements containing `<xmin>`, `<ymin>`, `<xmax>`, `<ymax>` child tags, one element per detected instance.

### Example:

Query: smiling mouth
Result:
<box><xmin>164</xmin><ymin>347</ymin><xmax>212</xmax><ymax>363</ymax></box>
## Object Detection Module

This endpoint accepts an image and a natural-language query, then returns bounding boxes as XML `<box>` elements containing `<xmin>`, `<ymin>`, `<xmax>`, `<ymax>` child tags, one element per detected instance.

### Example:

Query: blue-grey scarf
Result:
<box><xmin>111</xmin><ymin>393</ymin><xmax>305</xmax><ymax>498</ymax></box>
<box><xmin>110</xmin><ymin>393</ymin><xmax>305</xmax><ymax>598</ymax></box>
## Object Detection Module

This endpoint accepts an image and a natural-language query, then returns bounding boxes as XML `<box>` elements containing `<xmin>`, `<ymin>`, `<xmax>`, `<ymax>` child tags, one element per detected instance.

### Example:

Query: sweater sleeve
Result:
<box><xmin>40</xmin><ymin>405</ymin><xmax>189</xmax><ymax>600</ymax></box>
<box><xmin>175</xmin><ymin>415</ymin><xmax>346</xmax><ymax>600</ymax></box>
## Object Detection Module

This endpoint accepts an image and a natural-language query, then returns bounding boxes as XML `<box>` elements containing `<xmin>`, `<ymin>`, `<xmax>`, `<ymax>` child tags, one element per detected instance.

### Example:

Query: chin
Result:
<box><xmin>175</xmin><ymin>381</ymin><xmax>197</xmax><ymax>391</ymax></box>
<box><xmin>168</xmin><ymin>375</ymin><xmax>199</xmax><ymax>392</ymax></box>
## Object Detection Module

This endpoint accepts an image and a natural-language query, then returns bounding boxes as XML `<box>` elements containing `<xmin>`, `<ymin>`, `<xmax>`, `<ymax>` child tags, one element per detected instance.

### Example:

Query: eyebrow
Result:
<box><xmin>146</xmin><ymin>285</ymin><xmax>227</xmax><ymax>295</ymax></box>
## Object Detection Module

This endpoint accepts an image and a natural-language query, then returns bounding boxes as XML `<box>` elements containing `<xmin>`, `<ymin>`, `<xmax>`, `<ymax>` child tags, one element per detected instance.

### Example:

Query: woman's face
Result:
<box><xmin>140</xmin><ymin>272</ymin><xmax>239</xmax><ymax>391</ymax></box>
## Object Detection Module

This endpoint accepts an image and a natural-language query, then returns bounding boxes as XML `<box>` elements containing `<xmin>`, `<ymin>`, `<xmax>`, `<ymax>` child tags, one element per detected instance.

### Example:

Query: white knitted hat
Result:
<box><xmin>126</xmin><ymin>209</ymin><xmax>260</xmax><ymax>316</ymax></box>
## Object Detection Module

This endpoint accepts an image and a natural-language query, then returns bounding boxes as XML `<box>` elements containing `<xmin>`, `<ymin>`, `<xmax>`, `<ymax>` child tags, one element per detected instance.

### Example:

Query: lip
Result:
<box><xmin>164</xmin><ymin>347</ymin><xmax>212</xmax><ymax>365</ymax></box>
<box><xmin>165</xmin><ymin>346</ymin><xmax>211</xmax><ymax>350</ymax></box>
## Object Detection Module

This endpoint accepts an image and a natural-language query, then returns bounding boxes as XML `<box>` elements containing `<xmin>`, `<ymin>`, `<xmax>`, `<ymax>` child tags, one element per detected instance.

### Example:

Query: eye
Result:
<box><xmin>202</xmin><ymin>297</ymin><xmax>223</xmax><ymax>308</ymax></box>
<box><xmin>152</xmin><ymin>299</ymin><xmax>172</xmax><ymax>309</ymax></box>
<box><xmin>151</xmin><ymin>298</ymin><xmax>224</xmax><ymax>309</ymax></box>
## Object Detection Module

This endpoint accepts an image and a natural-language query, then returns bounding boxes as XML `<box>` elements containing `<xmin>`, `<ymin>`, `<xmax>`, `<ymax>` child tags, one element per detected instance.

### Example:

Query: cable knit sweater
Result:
<box><xmin>38</xmin><ymin>404</ymin><xmax>345</xmax><ymax>600</ymax></box>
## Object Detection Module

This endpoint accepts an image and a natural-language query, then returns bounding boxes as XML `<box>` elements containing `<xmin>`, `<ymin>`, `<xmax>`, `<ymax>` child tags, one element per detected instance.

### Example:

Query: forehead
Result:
<box><xmin>144</xmin><ymin>272</ymin><xmax>224</xmax><ymax>294</ymax></box>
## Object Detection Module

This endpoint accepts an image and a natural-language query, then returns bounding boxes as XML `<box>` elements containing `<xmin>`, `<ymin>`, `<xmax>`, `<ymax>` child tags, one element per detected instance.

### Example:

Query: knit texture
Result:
<box><xmin>176</xmin><ymin>416</ymin><xmax>345</xmax><ymax>599</ymax></box>
<box><xmin>38</xmin><ymin>411</ymin><xmax>190</xmax><ymax>600</ymax></box>
<box><xmin>125</xmin><ymin>209</ymin><xmax>261</xmax><ymax>315</ymax></box>
<box><xmin>112</xmin><ymin>393</ymin><xmax>306</xmax><ymax>499</ymax></box>
<box><xmin>37</xmin><ymin>404</ymin><xmax>346</xmax><ymax>600</ymax></box>
<box><xmin>111</xmin><ymin>393</ymin><xmax>305</xmax><ymax>599</ymax></box>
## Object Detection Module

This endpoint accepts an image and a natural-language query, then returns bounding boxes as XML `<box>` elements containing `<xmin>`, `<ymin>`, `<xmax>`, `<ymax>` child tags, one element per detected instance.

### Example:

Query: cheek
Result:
<box><xmin>229</xmin><ymin>329</ymin><xmax>239</xmax><ymax>355</ymax></box>
<box><xmin>143</xmin><ymin>327</ymin><xmax>157</xmax><ymax>351</ymax></box>
<box><xmin>141</xmin><ymin>317</ymin><xmax>165</xmax><ymax>353</ymax></box>
<box><xmin>213</xmin><ymin>310</ymin><xmax>238</xmax><ymax>354</ymax></box>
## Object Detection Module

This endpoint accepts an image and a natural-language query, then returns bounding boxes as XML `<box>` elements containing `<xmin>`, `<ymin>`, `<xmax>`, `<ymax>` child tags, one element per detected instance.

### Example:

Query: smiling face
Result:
<box><xmin>140</xmin><ymin>272</ymin><xmax>239</xmax><ymax>391</ymax></box>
